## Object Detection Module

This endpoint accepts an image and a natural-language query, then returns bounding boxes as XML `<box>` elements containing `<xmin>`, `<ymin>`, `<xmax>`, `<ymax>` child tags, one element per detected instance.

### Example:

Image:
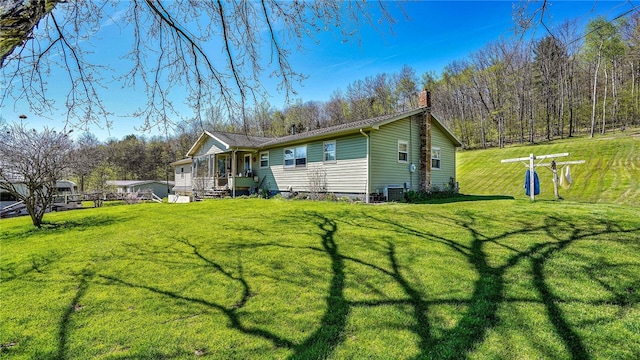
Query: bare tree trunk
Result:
<box><xmin>568</xmin><ymin>58</ymin><xmax>575</xmax><ymax>137</ymax></box>
<box><xmin>631</xmin><ymin>61</ymin><xmax>635</xmax><ymax>126</ymax></box>
<box><xmin>529</xmin><ymin>98</ymin><xmax>535</xmax><ymax>143</ymax></box>
<box><xmin>480</xmin><ymin>115</ymin><xmax>487</xmax><ymax>149</ymax></box>
<box><xmin>611</xmin><ymin>59</ymin><xmax>619</xmax><ymax>133</ymax></box>
<box><xmin>591</xmin><ymin>46</ymin><xmax>603</xmax><ymax>138</ymax></box>
<box><xmin>601</xmin><ymin>65</ymin><xmax>608</xmax><ymax>134</ymax></box>
<box><xmin>0</xmin><ymin>0</ymin><xmax>63</xmax><ymax>66</ymax></box>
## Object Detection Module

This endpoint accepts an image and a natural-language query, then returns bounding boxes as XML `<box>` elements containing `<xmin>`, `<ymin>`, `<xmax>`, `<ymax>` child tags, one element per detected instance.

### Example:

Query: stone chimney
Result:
<box><xmin>419</xmin><ymin>90</ymin><xmax>432</xmax><ymax>192</ymax></box>
<box><xmin>418</xmin><ymin>89</ymin><xmax>431</xmax><ymax>108</ymax></box>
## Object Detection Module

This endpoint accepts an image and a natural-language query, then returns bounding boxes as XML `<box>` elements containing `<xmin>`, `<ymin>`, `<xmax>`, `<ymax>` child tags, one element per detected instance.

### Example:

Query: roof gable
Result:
<box><xmin>430</xmin><ymin>114</ymin><xmax>463</xmax><ymax>147</ymax></box>
<box><xmin>186</xmin><ymin>131</ymin><xmax>273</xmax><ymax>157</ymax></box>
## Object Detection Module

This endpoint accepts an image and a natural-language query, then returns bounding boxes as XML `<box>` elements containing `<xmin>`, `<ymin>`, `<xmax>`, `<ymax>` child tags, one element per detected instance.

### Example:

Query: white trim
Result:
<box><xmin>398</xmin><ymin>140</ymin><xmax>409</xmax><ymax>163</ymax></box>
<box><xmin>284</xmin><ymin>145</ymin><xmax>307</xmax><ymax>169</ymax></box>
<box><xmin>431</xmin><ymin>147</ymin><xmax>441</xmax><ymax>170</ymax></box>
<box><xmin>186</xmin><ymin>130</ymin><xmax>230</xmax><ymax>157</ymax></box>
<box><xmin>323</xmin><ymin>140</ymin><xmax>337</xmax><ymax>163</ymax></box>
<box><xmin>259</xmin><ymin>151</ymin><xmax>269</xmax><ymax>168</ymax></box>
<box><xmin>244</xmin><ymin>154</ymin><xmax>252</xmax><ymax>173</ymax></box>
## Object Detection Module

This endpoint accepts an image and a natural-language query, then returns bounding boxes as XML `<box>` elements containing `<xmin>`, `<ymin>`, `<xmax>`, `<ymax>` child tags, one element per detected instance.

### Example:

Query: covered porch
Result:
<box><xmin>193</xmin><ymin>150</ymin><xmax>258</xmax><ymax>197</ymax></box>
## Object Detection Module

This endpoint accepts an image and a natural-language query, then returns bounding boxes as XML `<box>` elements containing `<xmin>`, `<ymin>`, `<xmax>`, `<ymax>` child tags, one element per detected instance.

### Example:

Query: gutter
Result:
<box><xmin>359</xmin><ymin>129</ymin><xmax>370</xmax><ymax>204</ymax></box>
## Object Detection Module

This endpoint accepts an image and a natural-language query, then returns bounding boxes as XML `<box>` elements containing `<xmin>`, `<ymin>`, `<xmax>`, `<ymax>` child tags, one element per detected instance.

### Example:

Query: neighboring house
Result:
<box><xmin>106</xmin><ymin>180</ymin><xmax>175</xmax><ymax>199</ymax></box>
<box><xmin>173</xmin><ymin>92</ymin><xmax>462</xmax><ymax>202</ymax></box>
<box><xmin>1</xmin><ymin>180</ymin><xmax>79</xmax><ymax>217</ymax></box>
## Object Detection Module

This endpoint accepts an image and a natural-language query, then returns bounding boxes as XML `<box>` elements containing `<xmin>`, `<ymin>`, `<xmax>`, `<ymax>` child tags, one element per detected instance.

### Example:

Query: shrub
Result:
<box><xmin>321</xmin><ymin>192</ymin><xmax>337</xmax><ymax>202</ymax></box>
<box><xmin>404</xmin><ymin>188</ymin><xmax>461</xmax><ymax>203</ymax></box>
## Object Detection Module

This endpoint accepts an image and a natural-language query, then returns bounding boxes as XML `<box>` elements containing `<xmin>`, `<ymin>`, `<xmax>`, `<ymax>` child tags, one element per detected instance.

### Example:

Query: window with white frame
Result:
<box><xmin>431</xmin><ymin>147</ymin><xmax>441</xmax><ymax>169</ymax></box>
<box><xmin>324</xmin><ymin>141</ymin><xmax>336</xmax><ymax>162</ymax></box>
<box><xmin>284</xmin><ymin>145</ymin><xmax>307</xmax><ymax>168</ymax></box>
<box><xmin>260</xmin><ymin>151</ymin><xmax>269</xmax><ymax>168</ymax></box>
<box><xmin>398</xmin><ymin>141</ymin><xmax>408</xmax><ymax>162</ymax></box>
<box><xmin>194</xmin><ymin>156</ymin><xmax>209</xmax><ymax>177</ymax></box>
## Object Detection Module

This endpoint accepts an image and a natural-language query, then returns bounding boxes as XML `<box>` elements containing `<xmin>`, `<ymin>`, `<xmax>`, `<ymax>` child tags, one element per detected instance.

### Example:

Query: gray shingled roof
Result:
<box><xmin>211</xmin><ymin>131</ymin><xmax>273</xmax><ymax>148</ymax></box>
<box><xmin>203</xmin><ymin>106</ymin><xmax>461</xmax><ymax>150</ymax></box>
<box><xmin>259</xmin><ymin>108</ymin><xmax>427</xmax><ymax>147</ymax></box>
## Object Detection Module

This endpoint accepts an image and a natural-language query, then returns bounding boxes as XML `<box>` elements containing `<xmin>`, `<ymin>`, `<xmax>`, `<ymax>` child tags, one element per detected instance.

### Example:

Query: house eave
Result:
<box><xmin>259</xmin><ymin>107</ymin><xmax>428</xmax><ymax>149</ymax></box>
<box><xmin>186</xmin><ymin>130</ymin><xmax>231</xmax><ymax>157</ymax></box>
<box><xmin>170</xmin><ymin>158</ymin><xmax>192</xmax><ymax>166</ymax></box>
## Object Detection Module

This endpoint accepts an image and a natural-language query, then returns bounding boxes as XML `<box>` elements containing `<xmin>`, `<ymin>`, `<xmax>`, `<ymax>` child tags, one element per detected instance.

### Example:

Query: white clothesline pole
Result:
<box><xmin>529</xmin><ymin>154</ymin><xmax>535</xmax><ymax>201</ymax></box>
<box><xmin>501</xmin><ymin>152</ymin><xmax>572</xmax><ymax>202</ymax></box>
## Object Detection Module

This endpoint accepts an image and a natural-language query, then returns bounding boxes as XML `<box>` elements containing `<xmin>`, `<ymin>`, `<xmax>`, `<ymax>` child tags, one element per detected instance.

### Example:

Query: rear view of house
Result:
<box><xmin>172</xmin><ymin>91</ymin><xmax>462</xmax><ymax>202</ymax></box>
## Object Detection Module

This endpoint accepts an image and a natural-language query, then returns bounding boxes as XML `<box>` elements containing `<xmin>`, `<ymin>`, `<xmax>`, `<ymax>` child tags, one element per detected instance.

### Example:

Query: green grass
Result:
<box><xmin>1</xmin><ymin>198</ymin><xmax>639</xmax><ymax>359</ymax></box>
<box><xmin>457</xmin><ymin>128</ymin><xmax>640</xmax><ymax>205</ymax></box>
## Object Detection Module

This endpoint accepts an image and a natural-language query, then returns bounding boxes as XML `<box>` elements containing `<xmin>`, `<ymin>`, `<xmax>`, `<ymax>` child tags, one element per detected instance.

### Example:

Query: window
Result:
<box><xmin>284</xmin><ymin>145</ymin><xmax>307</xmax><ymax>168</ymax></box>
<box><xmin>431</xmin><ymin>147</ymin><xmax>441</xmax><ymax>169</ymax></box>
<box><xmin>260</xmin><ymin>151</ymin><xmax>269</xmax><ymax>168</ymax></box>
<box><xmin>244</xmin><ymin>154</ymin><xmax>252</xmax><ymax>174</ymax></box>
<box><xmin>324</xmin><ymin>141</ymin><xmax>336</xmax><ymax>162</ymax></box>
<box><xmin>0</xmin><ymin>192</ymin><xmax>17</xmax><ymax>202</ymax></box>
<box><xmin>195</xmin><ymin>156</ymin><xmax>209</xmax><ymax>177</ymax></box>
<box><xmin>398</xmin><ymin>141</ymin><xmax>408</xmax><ymax>162</ymax></box>
<box><xmin>217</xmin><ymin>155</ymin><xmax>228</xmax><ymax>177</ymax></box>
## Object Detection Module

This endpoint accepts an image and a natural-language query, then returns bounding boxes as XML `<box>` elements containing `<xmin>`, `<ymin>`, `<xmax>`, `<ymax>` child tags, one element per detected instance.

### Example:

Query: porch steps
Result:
<box><xmin>203</xmin><ymin>189</ymin><xmax>229</xmax><ymax>198</ymax></box>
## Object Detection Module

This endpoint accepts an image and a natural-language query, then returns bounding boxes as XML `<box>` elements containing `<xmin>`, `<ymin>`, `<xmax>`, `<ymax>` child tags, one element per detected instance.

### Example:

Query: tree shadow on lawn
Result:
<box><xmin>98</xmin><ymin>236</ymin><xmax>296</xmax><ymax>352</ymax></box>
<box><xmin>57</xmin><ymin>266</ymin><xmax>93</xmax><ymax>360</ymax></box>
<box><xmin>48</xmin><ymin>210</ymin><xmax>639</xmax><ymax>359</ymax></box>
<box><xmin>331</xmin><ymin>210</ymin><xmax>639</xmax><ymax>359</ymax></box>
<box><xmin>1</xmin><ymin>214</ymin><xmax>127</xmax><ymax>242</ymax></box>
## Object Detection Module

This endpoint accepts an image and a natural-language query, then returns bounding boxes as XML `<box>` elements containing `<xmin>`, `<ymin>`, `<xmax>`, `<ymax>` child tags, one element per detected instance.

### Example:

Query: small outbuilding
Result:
<box><xmin>106</xmin><ymin>180</ymin><xmax>175</xmax><ymax>199</ymax></box>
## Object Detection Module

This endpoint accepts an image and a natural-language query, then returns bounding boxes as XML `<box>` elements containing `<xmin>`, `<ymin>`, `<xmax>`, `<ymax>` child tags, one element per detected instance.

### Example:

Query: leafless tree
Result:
<box><xmin>70</xmin><ymin>132</ymin><xmax>103</xmax><ymax>192</ymax></box>
<box><xmin>1</xmin><ymin>0</ymin><xmax>403</xmax><ymax>133</ymax></box>
<box><xmin>307</xmin><ymin>165</ymin><xmax>327</xmax><ymax>200</ymax></box>
<box><xmin>0</xmin><ymin>123</ymin><xmax>73</xmax><ymax>227</ymax></box>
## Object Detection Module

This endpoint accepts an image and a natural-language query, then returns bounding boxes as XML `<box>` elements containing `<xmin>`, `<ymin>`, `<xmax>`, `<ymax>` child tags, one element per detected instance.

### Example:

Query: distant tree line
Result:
<box><xmin>63</xmin><ymin>14</ymin><xmax>640</xmax><ymax>189</ymax></box>
<box><xmin>431</xmin><ymin>14</ymin><xmax>640</xmax><ymax>148</ymax></box>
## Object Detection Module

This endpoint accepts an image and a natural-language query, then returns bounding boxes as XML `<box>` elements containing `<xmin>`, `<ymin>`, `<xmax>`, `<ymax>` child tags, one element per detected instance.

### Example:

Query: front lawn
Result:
<box><xmin>1</xmin><ymin>198</ymin><xmax>639</xmax><ymax>359</ymax></box>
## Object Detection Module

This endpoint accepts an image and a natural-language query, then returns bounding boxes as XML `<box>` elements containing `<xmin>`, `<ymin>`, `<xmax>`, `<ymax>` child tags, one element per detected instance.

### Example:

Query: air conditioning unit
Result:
<box><xmin>384</xmin><ymin>185</ymin><xmax>404</xmax><ymax>202</ymax></box>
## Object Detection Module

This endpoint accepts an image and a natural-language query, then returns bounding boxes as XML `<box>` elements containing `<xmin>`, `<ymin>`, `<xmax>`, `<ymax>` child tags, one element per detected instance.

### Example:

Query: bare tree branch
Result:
<box><xmin>1</xmin><ymin>0</ymin><xmax>401</xmax><ymax>133</ymax></box>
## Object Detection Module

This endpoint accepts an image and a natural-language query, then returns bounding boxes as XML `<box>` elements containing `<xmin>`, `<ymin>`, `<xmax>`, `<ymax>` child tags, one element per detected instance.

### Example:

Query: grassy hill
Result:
<box><xmin>1</xmin><ymin>199</ymin><xmax>639</xmax><ymax>359</ymax></box>
<box><xmin>456</xmin><ymin>128</ymin><xmax>640</xmax><ymax>206</ymax></box>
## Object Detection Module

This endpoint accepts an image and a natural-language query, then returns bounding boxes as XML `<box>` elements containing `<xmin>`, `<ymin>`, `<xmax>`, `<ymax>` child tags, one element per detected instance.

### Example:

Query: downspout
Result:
<box><xmin>360</xmin><ymin>129</ymin><xmax>370</xmax><ymax>203</ymax></box>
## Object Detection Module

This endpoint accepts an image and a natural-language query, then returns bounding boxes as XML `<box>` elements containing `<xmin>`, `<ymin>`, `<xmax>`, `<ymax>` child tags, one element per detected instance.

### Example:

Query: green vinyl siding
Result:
<box><xmin>430</xmin><ymin>122</ymin><xmax>457</xmax><ymax>189</ymax></box>
<box><xmin>254</xmin><ymin>133</ymin><xmax>368</xmax><ymax>193</ymax></box>
<box><xmin>307</xmin><ymin>142</ymin><xmax>322</xmax><ymax>163</ymax></box>
<box><xmin>254</xmin><ymin>149</ymin><xmax>278</xmax><ymax>191</ymax></box>
<box><xmin>270</xmin><ymin>148</ymin><xmax>283</xmax><ymax>165</ymax></box>
<box><xmin>336</xmin><ymin>134</ymin><xmax>367</xmax><ymax>160</ymax></box>
<box><xmin>369</xmin><ymin>116</ymin><xmax>421</xmax><ymax>193</ymax></box>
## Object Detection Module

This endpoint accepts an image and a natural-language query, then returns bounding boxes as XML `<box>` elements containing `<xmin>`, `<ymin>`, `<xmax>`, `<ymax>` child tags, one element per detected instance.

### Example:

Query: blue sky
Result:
<box><xmin>2</xmin><ymin>0</ymin><xmax>637</xmax><ymax>141</ymax></box>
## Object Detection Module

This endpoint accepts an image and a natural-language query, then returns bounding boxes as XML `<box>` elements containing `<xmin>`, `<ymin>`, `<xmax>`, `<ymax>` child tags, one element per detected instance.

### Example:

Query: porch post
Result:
<box><xmin>232</xmin><ymin>149</ymin><xmax>237</xmax><ymax>198</ymax></box>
